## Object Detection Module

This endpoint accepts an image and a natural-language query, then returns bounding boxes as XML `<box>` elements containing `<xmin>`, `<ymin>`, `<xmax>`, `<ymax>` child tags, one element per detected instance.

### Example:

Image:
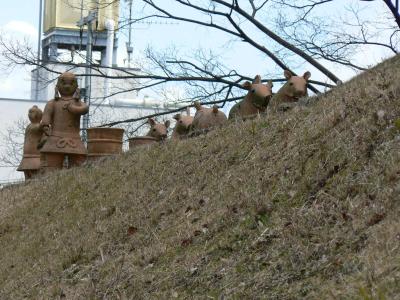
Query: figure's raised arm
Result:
<box><xmin>67</xmin><ymin>101</ymin><xmax>89</xmax><ymax>115</ymax></box>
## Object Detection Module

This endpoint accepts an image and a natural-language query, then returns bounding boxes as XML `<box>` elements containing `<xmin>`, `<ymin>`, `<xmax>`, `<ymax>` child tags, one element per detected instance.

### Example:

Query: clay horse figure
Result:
<box><xmin>191</xmin><ymin>101</ymin><xmax>228</xmax><ymax>135</ymax></box>
<box><xmin>40</xmin><ymin>72</ymin><xmax>89</xmax><ymax>173</ymax></box>
<box><xmin>229</xmin><ymin>75</ymin><xmax>273</xmax><ymax>120</ymax></box>
<box><xmin>270</xmin><ymin>70</ymin><xmax>311</xmax><ymax>111</ymax></box>
<box><xmin>17</xmin><ymin>105</ymin><xmax>44</xmax><ymax>179</ymax></box>
<box><xmin>146</xmin><ymin>118</ymin><xmax>170</xmax><ymax>141</ymax></box>
<box><xmin>172</xmin><ymin>108</ymin><xmax>194</xmax><ymax>140</ymax></box>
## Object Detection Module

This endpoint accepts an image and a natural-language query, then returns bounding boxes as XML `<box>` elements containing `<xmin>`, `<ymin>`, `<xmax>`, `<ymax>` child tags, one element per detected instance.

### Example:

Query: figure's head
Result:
<box><xmin>28</xmin><ymin>105</ymin><xmax>42</xmax><ymax>123</ymax></box>
<box><xmin>173</xmin><ymin>113</ymin><xmax>194</xmax><ymax>133</ymax></box>
<box><xmin>55</xmin><ymin>72</ymin><xmax>79</xmax><ymax>98</ymax></box>
<box><xmin>147</xmin><ymin>118</ymin><xmax>170</xmax><ymax>140</ymax></box>
<box><xmin>242</xmin><ymin>75</ymin><xmax>273</xmax><ymax>108</ymax></box>
<box><xmin>282</xmin><ymin>70</ymin><xmax>311</xmax><ymax>100</ymax></box>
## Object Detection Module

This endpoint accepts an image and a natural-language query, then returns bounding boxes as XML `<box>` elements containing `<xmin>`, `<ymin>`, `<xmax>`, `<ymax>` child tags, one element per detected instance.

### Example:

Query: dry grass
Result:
<box><xmin>1</xmin><ymin>55</ymin><xmax>400</xmax><ymax>299</ymax></box>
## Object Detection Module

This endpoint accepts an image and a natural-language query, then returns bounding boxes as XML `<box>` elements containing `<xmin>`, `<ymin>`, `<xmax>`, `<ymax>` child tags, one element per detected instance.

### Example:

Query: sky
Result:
<box><xmin>0</xmin><ymin>0</ymin><xmax>397</xmax><ymax>182</ymax></box>
<box><xmin>0</xmin><ymin>1</ymin><xmax>39</xmax><ymax>98</ymax></box>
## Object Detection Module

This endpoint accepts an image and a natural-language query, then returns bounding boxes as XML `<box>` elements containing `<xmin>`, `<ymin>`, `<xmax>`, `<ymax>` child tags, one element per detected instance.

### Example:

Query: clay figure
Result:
<box><xmin>229</xmin><ymin>75</ymin><xmax>273</xmax><ymax>120</ymax></box>
<box><xmin>172</xmin><ymin>111</ymin><xmax>194</xmax><ymax>140</ymax></box>
<box><xmin>191</xmin><ymin>101</ymin><xmax>228</xmax><ymax>134</ymax></box>
<box><xmin>40</xmin><ymin>72</ymin><xmax>89</xmax><ymax>173</ymax></box>
<box><xmin>270</xmin><ymin>70</ymin><xmax>311</xmax><ymax>110</ymax></box>
<box><xmin>146</xmin><ymin>118</ymin><xmax>170</xmax><ymax>141</ymax></box>
<box><xmin>17</xmin><ymin>106</ymin><xmax>44</xmax><ymax>179</ymax></box>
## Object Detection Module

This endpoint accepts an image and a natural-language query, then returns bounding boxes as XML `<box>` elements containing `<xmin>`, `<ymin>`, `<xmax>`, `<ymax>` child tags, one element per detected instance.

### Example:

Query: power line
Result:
<box><xmin>128</xmin><ymin>20</ymin><xmax>179</xmax><ymax>26</ymax></box>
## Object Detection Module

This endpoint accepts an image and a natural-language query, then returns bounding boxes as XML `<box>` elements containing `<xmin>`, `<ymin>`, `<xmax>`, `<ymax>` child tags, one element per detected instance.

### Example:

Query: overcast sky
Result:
<box><xmin>0</xmin><ymin>0</ymin><xmax>397</xmax><ymax>182</ymax></box>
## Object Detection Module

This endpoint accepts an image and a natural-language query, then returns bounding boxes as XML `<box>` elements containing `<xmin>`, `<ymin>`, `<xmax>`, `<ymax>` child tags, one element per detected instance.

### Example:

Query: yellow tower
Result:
<box><xmin>44</xmin><ymin>0</ymin><xmax>119</xmax><ymax>33</ymax></box>
<box><xmin>41</xmin><ymin>0</ymin><xmax>120</xmax><ymax>62</ymax></box>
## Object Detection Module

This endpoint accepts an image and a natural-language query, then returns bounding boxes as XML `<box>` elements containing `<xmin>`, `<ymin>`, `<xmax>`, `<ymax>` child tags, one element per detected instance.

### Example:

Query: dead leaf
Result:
<box><xmin>367</xmin><ymin>213</ymin><xmax>386</xmax><ymax>226</ymax></box>
<box><xmin>127</xmin><ymin>226</ymin><xmax>138</xmax><ymax>236</ymax></box>
<box><xmin>181</xmin><ymin>238</ymin><xmax>192</xmax><ymax>247</ymax></box>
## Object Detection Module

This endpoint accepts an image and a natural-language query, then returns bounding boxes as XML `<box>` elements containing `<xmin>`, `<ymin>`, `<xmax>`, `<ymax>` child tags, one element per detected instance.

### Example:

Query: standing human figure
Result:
<box><xmin>17</xmin><ymin>105</ymin><xmax>44</xmax><ymax>179</ymax></box>
<box><xmin>40</xmin><ymin>72</ymin><xmax>89</xmax><ymax>173</ymax></box>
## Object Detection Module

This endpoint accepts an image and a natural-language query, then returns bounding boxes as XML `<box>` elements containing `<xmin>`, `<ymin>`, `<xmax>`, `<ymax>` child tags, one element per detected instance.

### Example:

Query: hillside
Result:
<box><xmin>1</xmin><ymin>55</ymin><xmax>400</xmax><ymax>299</ymax></box>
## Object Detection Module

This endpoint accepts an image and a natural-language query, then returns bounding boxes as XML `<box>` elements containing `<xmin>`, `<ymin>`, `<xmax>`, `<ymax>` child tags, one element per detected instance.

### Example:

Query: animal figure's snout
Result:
<box><xmin>294</xmin><ymin>90</ymin><xmax>305</xmax><ymax>97</ymax></box>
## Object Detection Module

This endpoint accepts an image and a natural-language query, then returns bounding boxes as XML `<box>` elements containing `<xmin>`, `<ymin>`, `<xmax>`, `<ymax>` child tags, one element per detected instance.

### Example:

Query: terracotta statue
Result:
<box><xmin>87</xmin><ymin>127</ymin><xmax>125</xmax><ymax>161</ymax></box>
<box><xmin>40</xmin><ymin>72</ymin><xmax>89</xmax><ymax>173</ymax></box>
<box><xmin>17</xmin><ymin>106</ymin><xmax>44</xmax><ymax>179</ymax></box>
<box><xmin>146</xmin><ymin>118</ymin><xmax>170</xmax><ymax>141</ymax></box>
<box><xmin>229</xmin><ymin>75</ymin><xmax>273</xmax><ymax>120</ymax></box>
<box><xmin>172</xmin><ymin>110</ymin><xmax>194</xmax><ymax>140</ymax></box>
<box><xmin>269</xmin><ymin>70</ymin><xmax>311</xmax><ymax>111</ymax></box>
<box><xmin>191</xmin><ymin>101</ymin><xmax>228</xmax><ymax>134</ymax></box>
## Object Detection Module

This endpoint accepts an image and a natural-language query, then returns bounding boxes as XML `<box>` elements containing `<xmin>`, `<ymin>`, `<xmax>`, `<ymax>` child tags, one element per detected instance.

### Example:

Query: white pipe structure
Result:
<box><xmin>104</xmin><ymin>19</ymin><xmax>115</xmax><ymax>103</ymax></box>
<box><xmin>108</xmin><ymin>98</ymin><xmax>188</xmax><ymax>109</ymax></box>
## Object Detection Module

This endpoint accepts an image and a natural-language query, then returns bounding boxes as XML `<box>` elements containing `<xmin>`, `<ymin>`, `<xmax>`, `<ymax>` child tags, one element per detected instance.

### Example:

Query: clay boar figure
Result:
<box><xmin>191</xmin><ymin>101</ymin><xmax>228</xmax><ymax>134</ymax></box>
<box><xmin>40</xmin><ymin>72</ymin><xmax>89</xmax><ymax>173</ymax></box>
<box><xmin>229</xmin><ymin>75</ymin><xmax>273</xmax><ymax>120</ymax></box>
<box><xmin>172</xmin><ymin>112</ymin><xmax>194</xmax><ymax>140</ymax></box>
<box><xmin>17</xmin><ymin>105</ymin><xmax>44</xmax><ymax>179</ymax></box>
<box><xmin>270</xmin><ymin>70</ymin><xmax>311</xmax><ymax>110</ymax></box>
<box><xmin>146</xmin><ymin>118</ymin><xmax>170</xmax><ymax>141</ymax></box>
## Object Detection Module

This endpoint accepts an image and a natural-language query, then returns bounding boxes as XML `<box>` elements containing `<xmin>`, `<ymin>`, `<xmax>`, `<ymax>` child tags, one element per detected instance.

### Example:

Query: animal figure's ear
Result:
<box><xmin>194</xmin><ymin>101</ymin><xmax>202</xmax><ymax>111</ymax></box>
<box><xmin>267</xmin><ymin>80</ymin><xmax>274</xmax><ymax>89</ymax></box>
<box><xmin>164</xmin><ymin>120</ymin><xmax>170</xmax><ymax>128</ymax></box>
<box><xmin>73</xmin><ymin>87</ymin><xmax>80</xmax><ymax>100</ymax></box>
<box><xmin>173</xmin><ymin>114</ymin><xmax>181</xmax><ymax>120</ymax></box>
<box><xmin>242</xmin><ymin>81</ymin><xmax>252</xmax><ymax>90</ymax></box>
<box><xmin>148</xmin><ymin>118</ymin><xmax>156</xmax><ymax>126</ymax></box>
<box><xmin>284</xmin><ymin>70</ymin><xmax>293</xmax><ymax>80</ymax></box>
<box><xmin>303</xmin><ymin>71</ymin><xmax>311</xmax><ymax>81</ymax></box>
<box><xmin>212</xmin><ymin>105</ymin><xmax>219</xmax><ymax>114</ymax></box>
<box><xmin>252</xmin><ymin>75</ymin><xmax>261</xmax><ymax>84</ymax></box>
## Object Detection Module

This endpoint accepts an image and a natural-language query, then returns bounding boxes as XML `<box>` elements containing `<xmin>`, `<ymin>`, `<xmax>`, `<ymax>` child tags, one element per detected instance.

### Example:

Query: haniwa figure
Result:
<box><xmin>40</xmin><ymin>72</ymin><xmax>88</xmax><ymax>173</ymax></box>
<box><xmin>17</xmin><ymin>105</ymin><xmax>44</xmax><ymax>179</ymax></box>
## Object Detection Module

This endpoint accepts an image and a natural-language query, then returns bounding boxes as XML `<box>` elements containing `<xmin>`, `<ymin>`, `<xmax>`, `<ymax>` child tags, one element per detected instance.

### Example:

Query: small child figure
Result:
<box><xmin>17</xmin><ymin>105</ymin><xmax>44</xmax><ymax>179</ymax></box>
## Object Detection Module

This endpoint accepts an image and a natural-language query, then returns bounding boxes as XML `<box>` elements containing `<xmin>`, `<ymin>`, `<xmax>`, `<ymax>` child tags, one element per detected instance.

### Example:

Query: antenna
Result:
<box><xmin>124</xmin><ymin>0</ymin><xmax>179</xmax><ymax>67</ymax></box>
<box><xmin>77</xmin><ymin>10</ymin><xmax>97</xmax><ymax>142</ymax></box>
<box><xmin>126</xmin><ymin>0</ymin><xmax>133</xmax><ymax>67</ymax></box>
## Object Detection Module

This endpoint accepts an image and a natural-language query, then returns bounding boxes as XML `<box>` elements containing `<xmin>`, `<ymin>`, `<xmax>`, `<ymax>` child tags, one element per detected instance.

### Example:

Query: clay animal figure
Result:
<box><xmin>172</xmin><ymin>112</ymin><xmax>194</xmax><ymax>140</ymax></box>
<box><xmin>146</xmin><ymin>118</ymin><xmax>170</xmax><ymax>141</ymax></box>
<box><xmin>229</xmin><ymin>75</ymin><xmax>273</xmax><ymax>120</ymax></box>
<box><xmin>17</xmin><ymin>106</ymin><xmax>44</xmax><ymax>179</ymax></box>
<box><xmin>270</xmin><ymin>70</ymin><xmax>311</xmax><ymax>110</ymax></box>
<box><xmin>40</xmin><ymin>72</ymin><xmax>89</xmax><ymax>173</ymax></box>
<box><xmin>191</xmin><ymin>101</ymin><xmax>228</xmax><ymax>134</ymax></box>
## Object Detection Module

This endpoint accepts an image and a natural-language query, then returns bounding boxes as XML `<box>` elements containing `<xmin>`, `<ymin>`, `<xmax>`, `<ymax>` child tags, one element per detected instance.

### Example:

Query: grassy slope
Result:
<box><xmin>1</xmin><ymin>56</ymin><xmax>400</xmax><ymax>300</ymax></box>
